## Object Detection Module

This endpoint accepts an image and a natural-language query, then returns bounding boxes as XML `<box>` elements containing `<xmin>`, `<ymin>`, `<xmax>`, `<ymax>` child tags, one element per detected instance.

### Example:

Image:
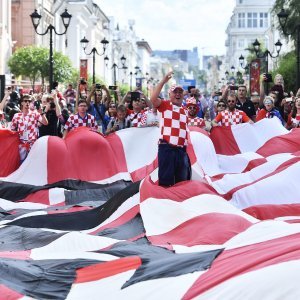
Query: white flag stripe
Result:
<box><xmin>141</xmin><ymin>195</ymin><xmax>257</xmax><ymax>236</ymax></box>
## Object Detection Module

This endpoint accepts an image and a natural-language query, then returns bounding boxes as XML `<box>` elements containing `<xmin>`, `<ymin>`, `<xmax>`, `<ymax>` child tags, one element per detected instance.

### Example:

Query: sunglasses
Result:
<box><xmin>227</xmin><ymin>100</ymin><xmax>235</xmax><ymax>103</ymax></box>
<box><xmin>22</xmin><ymin>100</ymin><xmax>32</xmax><ymax>103</ymax></box>
<box><xmin>110</xmin><ymin>105</ymin><xmax>116</xmax><ymax>108</ymax></box>
<box><xmin>218</xmin><ymin>104</ymin><xmax>226</xmax><ymax>107</ymax></box>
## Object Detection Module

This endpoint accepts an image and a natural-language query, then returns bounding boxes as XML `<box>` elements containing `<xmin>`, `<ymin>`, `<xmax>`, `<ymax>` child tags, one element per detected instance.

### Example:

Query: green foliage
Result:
<box><xmin>271</xmin><ymin>51</ymin><xmax>296</xmax><ymax>92</ymax></box>
<box><xmin>8</xmin><ymin>45</ymin><xmax>74</xmax><ymax>88</ymax></box>
<box><xmin>8</xmin><ymin>45</ymin><xmax>46</xmax><ymax>87</ymax></box>
<box><xmin>273</xmin><ymin>0</ymin><xmax>300</xmax><ymax>45</ymax></box>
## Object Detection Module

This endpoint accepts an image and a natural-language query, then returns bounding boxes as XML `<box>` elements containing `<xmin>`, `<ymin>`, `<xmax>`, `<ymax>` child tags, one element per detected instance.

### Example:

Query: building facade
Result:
<box><xmin>225</xmin><ymin>0</ymin><xmax>280</xmax><ymax>72</ymax></box>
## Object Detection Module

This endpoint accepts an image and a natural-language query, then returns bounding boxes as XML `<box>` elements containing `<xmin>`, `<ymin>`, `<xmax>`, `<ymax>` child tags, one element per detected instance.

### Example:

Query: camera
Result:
<box><xmin>215</xmin><ymin>91</ymin><xmax>222</xmax><ymax>96</ymax></box>
<box><xmin>263</xmin><ymin>73</ymin><xmax>273</xmax><ymax>83</ymax></box>
<box><xmin>109</xmin><ymin>85</ymin><xmax>118</xmax><ymax>91</ymax></box>
<box><xmin>95</xmin><ymin>83</ymin><xmax>102</xmax><ymax>90</ymax></box>
<box><xmin>131</xmin><ymin>91</ymin><xmax>141</xmax><ymax>101</ymax></box>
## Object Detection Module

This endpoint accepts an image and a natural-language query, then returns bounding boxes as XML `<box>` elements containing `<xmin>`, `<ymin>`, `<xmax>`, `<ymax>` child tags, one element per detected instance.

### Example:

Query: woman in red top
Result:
<box><xmin>286</xmin><ymin>97</ymin><xmax>300</xmax><ymax>129</ymax></box>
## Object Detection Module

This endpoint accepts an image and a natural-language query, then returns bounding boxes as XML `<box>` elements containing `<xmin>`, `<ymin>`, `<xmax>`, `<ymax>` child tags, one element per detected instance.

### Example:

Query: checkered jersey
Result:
<box><xmin>10</xmin><ymin>112</ymin><xmax>42</xmax><ymax>143</ymax></box>
<box><xmin>157</xmin><ymin>100</ymin><xmax>188</xmax><ymax>147</ymax></box>
<box><xmin>215</xmin><ymin>109</ymin><xmax>249</xmax><ymax>126</ymax></box>
<box><xmin>64</xmin><ymin>113</ymin><xmax>98</xmax><ymax>132</ymax></box>
<box><xmin>188</xmin><ymin>116</ymin><xmax>205</xmax><ymax>128</ymax></box>
<box><xmin>127</xmin><ymin>110</ymin><xmax>144</xmax><ymax>127</ymax></box>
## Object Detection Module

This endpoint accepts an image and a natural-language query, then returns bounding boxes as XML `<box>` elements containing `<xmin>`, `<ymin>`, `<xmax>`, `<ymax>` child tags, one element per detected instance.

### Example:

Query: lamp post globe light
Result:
<box><xmin>277</xmin><ymin>8</ymin><xmax>300</xmax><ymax>89</ymax></box>
<box><xmin>30</xmin><ymin>9</ymin><xmax>72</xmax><ymax>91</ymax></box>
<box><xmin>251</xmin><ymin>38</ymin><xmax>282</xmax><ymax>94</ymax></box>
<box><xmin>110</xmin><ymin>55</ymin><xmax>127</xmax><ymax>86</ymax></box>
<box><xmin>80</xmin><ymin>36</ymin><xmax>109</xmax><ymax>84</ymax></box>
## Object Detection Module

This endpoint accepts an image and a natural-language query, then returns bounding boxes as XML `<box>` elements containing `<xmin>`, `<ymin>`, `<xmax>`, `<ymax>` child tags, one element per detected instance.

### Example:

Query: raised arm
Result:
<box><xmin>0</xmin><ymin>90</ymin><xmax>10</xmax><ymax>111</ymax></box>
<box><xmin>150</xmin><ymin>71</ymin><xmax>173</xmax><ymax>108</ymax></box>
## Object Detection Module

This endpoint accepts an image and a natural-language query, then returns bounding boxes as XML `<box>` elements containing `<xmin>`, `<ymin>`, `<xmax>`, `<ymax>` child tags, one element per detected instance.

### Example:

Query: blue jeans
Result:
<box><xmin>158</xmin><ymin>142</ymin><xmax>191</xmax><ymax>187</ymax></box>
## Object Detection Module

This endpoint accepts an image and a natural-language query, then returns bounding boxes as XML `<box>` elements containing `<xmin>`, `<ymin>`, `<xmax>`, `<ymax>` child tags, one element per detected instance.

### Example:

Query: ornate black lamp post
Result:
<box><xmin>80</xmin><ymin>36</ymin><xmax>109</xmax><ymax>84</ymax></box>
<box><xmin>30</xmin><ymin>9</ymin><xmax>72</xmax><ymax>90</ymax></box>
<box><xmin>252</xmin><ymin>38</ymin><xmax>282</xmax><ymax>93</ymax></box>
<box><xmin>111</xmin><ymin>55</ymin><xmax>127</xmax><ymax>85</ymax></box>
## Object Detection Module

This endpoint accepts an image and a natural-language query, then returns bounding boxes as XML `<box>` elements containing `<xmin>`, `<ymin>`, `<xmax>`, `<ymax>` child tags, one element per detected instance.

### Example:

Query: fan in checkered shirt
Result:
<box><xmin>10</xmin><ymin>94</ymin><xmax>48</xmax><ymax>162</ymax></box>
<box><xmin>186</xmin><ymin>97</ymin><xmax>206</xmax><ymax>129</ymax></box>
<box><xmin>150</xmin><ymin>71</ymin><xmax>191</xmax><ymax>187</ymax></box>
<box><xmin>62</xmin><ymin>99</ymin><xmax>98</xmax><ymax>138</ymax></box>
<box><xmin>212</xmin><ymin>93</ymin><xmax>253</xmax><ymax>127</ymax></box>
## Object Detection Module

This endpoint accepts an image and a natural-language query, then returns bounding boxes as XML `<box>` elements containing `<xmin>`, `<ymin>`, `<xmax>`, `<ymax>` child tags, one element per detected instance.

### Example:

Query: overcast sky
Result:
<box><xmin>99</xmin><ymin>0</ymin><xmax>236</xmax><ymax>56</ymax></box>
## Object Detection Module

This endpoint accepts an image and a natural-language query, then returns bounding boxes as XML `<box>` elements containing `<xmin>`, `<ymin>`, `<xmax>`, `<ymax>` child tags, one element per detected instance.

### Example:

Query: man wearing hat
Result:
<box><xmin>186</xmin><ymin>97</ymin><xmax>206</xmax><ymax>128</ymax></box>
<box><xmin>256</xmin><ymin>96</ymin><xmax>285</xmax><ymax>125</ymax></box>
<box><xmin>150</xmin><ymin>71</ymin><xmax>191</xmax><ymax>187</ymax></box>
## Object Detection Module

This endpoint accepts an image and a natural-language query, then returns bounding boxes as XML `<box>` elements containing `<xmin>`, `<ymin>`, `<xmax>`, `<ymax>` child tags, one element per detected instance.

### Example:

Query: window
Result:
<box><xmin>239</xmin><ymin>0</ymin><xmax>243</xmax><ymax>3</ymax></box>
<box><xmin>247</xmin><ymin>12</ymin><xmax>258</xmax><ymax>28</ymax></box>
<box><xmin>259</xmin><ymin>12</ymin><xmax>268</xmax><ymax>28</ymax></box>
<box><xmin>253</xmin><ymin>13</ymin><xmax>258</xmax><ymax>28</ymax></box>
<box><xmin>247</xmin><ymin>13</ymin><xmax>252</xmax><ymax>28</ymax></box>
<box><xmin>238</xmin><ymin>13</ymin><xmax>245</xmax><ymax>28</ymax></box>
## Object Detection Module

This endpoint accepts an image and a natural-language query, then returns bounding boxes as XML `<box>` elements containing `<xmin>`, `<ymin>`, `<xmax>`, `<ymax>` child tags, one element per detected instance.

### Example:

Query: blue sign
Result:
<box><xmin>179</xmin><ymin>79</ymin><xmax>196</xmax><ymax>90</ymax></box>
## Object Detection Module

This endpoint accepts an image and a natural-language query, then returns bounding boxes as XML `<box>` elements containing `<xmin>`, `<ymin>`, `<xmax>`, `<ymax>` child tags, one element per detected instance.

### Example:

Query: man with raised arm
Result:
<box><xmin>150</xmin><ymin>71</ymin><xmax>191</xmax><ymax>187</ymax></box>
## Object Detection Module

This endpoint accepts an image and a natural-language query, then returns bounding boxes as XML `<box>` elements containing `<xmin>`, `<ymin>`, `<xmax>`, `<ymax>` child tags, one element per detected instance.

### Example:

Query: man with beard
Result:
<box><xmin>186</xmin><ymin>97</ymin><xmax>206</xmax><ymax>129</ymax></box>
<box><xmin>212</xmin><ymin>94</ymin><xmax>253</xmax><ymax>127</ymax></box>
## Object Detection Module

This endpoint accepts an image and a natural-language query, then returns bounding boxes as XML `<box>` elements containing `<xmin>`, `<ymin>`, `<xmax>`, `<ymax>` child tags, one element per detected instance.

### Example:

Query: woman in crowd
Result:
<box><xmin>286</xmin><ymin>97</ymin><xmax>300</xmax><ymax>129</ymax></box>
<box><xmin>256</xmin><ymin>96</ymin><xmax>285</xmax><ymax>125</ymax></box>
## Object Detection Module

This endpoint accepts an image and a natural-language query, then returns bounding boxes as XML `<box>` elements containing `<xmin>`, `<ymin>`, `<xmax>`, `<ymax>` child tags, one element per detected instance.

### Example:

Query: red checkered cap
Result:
<box><xmin>186</xmin><ymin>97</ymin><xmax>197</xmax><ymax>107</ymax></box>
<box><xmin>168</xmin><ymin>85</ymin><xmax>184</xmax><ymax>94</ymax></box>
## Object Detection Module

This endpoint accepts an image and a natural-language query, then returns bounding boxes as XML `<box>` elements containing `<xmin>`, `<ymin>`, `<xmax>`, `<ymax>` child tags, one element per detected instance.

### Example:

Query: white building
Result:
<box><xmin>225</xmin><ymin>0</ymin><xmax>285</xmax><ymax>73</ymax></box>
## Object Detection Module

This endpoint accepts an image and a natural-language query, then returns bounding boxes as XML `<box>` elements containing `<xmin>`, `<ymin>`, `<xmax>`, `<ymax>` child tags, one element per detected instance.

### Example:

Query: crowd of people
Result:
<box><xmin>0</xmin><ymin>73</ymin><xmax>299</xmax><ymax>167</ymax></box>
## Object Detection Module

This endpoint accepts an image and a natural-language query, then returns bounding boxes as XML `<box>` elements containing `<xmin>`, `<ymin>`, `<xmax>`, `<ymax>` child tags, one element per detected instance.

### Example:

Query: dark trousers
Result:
<box><xmin>158</xmin><ymin>143</ymin><xmax>191</xmax><ymax>187</ymax></box>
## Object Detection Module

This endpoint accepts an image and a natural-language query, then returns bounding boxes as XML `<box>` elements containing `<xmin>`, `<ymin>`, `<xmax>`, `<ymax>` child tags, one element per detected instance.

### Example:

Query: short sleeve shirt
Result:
<box><xmin>188</xmin><ymin>116</ymin><xmax>205</xmax><ymax>128</ymax></box>
<box><xmin>215</xmin><ymin>109</ymin><xmax>250</xmax><ymax>126</ymax></box>
<box><xmin>64</xmin><ymin>113</ymin><xmax>98</xmax><ymax>132</ymax></box>
<box><xmin>127</xmin><ymin>110</ymin><xmax>144</xmax><ymax>127</ymax></box>
<box><xmin>10</xmin><ymin>111</ymin><xmax>42</xmax><ymax>143</ymax></box>
<box><xmin>157</xmin><ymin>100</ymin><xmax>189</xmax><ymax>147</ymax></box>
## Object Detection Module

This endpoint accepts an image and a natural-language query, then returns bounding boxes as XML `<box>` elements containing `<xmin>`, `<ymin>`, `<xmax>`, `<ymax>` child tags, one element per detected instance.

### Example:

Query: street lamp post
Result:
<box><xmin>239</xmin><ymin>55</ymin><xmax>251</xmax><ymax>86</ymax></box>
<box><xmin>252</xmin><ymin>38</ymin><xmax>282</xmax><ymax>94</ymax></box>
<box><xmin>277</xmin><ymin>8</ymin><xmax>300</xmax><ymax>89</ymax></box>
<box><xmin>30</xmin><ymin>9</ymin><xmax>72</xmax><ymax>90</ymax></box>
<box><xmin>111</xmin><ymin>55</ymin><xmax>127</xmax><ymax>85</ymax></box>
<box><xmin>80</xmin><ymin>36</ymin><xmax>109</xmax><ymax>84</ymax></box>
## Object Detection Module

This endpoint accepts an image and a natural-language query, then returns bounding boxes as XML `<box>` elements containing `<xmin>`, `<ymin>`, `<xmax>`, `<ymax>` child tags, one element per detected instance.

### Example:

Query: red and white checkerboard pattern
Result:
<box><xmin>10</xmin><ymin>112</ymin><xmax>41</xmax><ymax>143</ymax></box>
<box><xmin>158</xmin><ymin>100</ymin><xmax>188</xmax><ymax>147</ymax></box>
<box><xmin>127</xmin><ymin>110</ymin><xmax>144</xmax><ymax>127</ymax></box>
<box><xmin>218</xmin><ymin>109</ymin><xmax>247</xmax><ymax>126</ymax></box>
<box><xmin>188</xmin><ymin>117</ymin><xmax>205</xmax><ymax>128</ymax></box>
<box><xmin>64</xmin><ymin>113</ymin><xmax>98</xmax><ymax>132</ymax></box>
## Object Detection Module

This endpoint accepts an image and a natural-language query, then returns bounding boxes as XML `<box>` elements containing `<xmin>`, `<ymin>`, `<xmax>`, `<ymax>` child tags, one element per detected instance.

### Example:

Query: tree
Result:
<box><xmin>8</xmin><ymin>46</ymin><xmax>45</xmax><ymax>89</ymax></box>
<box><xmin>272</xmin><ymin>51</ymin><xmax>296</xmax><ymax>92</ymax></box>
<box><xmin>8</xmin><ymin>45</ymin><xmax>74</xmax><ymax>89</ymax></box>
<box><xmin>273</xmin><ymin>0</ymin><xmax>300</xmax><ymax>44</ymax></box>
